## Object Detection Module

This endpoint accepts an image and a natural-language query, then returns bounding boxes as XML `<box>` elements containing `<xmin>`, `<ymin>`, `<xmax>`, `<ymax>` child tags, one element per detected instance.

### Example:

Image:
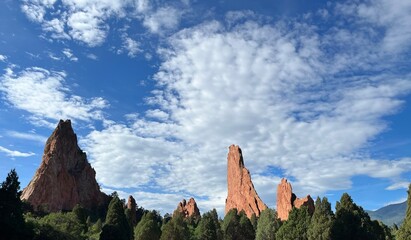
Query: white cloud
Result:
<box><xmin>7</xmin><ymin>131</ymin><xmax>48</xmax><ymax>144</ymax></box>
<box><xmin>42</xmin><ymin>18</ymin><xmax>71</xmax><ymax>39</ymax></box>
<box><xmin>83</xmin><ymin>11</ymin><xmax>411</xmax><ymax>215</ymax></box>
<box><xmin>335</xmin><ymin>0</ymin><xmax>411</xmax><ymax>53</ymax></box>
<box><xmin>0</xmin><ymin>146</ymin><xmax>35</xmax><ymax>157</ymax></box>
<box><xmin>86</xmin><ymin>53</ymin><xmax>98</xmax><ymax>60</ymax></box>
<box><xmin>0</xmin><ymin>54</ymin><xmax>7</xmax><ymax>62</ymax></box>
<box><xmin>62</xmin><ymin>48</ymin><xmax>78</xmax><ymax>61</ymax></box>
<box><xmin>0</xmin><ymin>67</ymin><xmax>108</xmax><ymax>127</ymax></box>
<box><xmin>142</xmin><ymin>6</ymin><xmax>182</xmax><ymax>34</ymax></box>
<box><xmin>67</xmin><ymin>11</ymin><xmax>108</xmax><ymax>47</ymax></box>
<box><xmin>134</xmin><ymin>0</ymin><xmax>151</xmax><ymax>13</ymax></box>
<box><xmin>122</xmin><ymin>37</ymin><xmax>141</xmax><ymax>58</ymax></box>
<box><xmin>21</xmin><ymin>0</ymin><xmax>125</xmax><ymax>46</ymax></box>
<box><xmin>21</xmin><ymin>0</ymin><xmax>188</xmax><ymax>46</ymax></box>
<box><xmin>386</xmin><ymin>181</ymin><xmax>410</xmax><ymax>190</ymax></box>
<box><xmin>145</xmin><ymin>109</ymin><xmax>168</xmax><ymax>121</ymax></box>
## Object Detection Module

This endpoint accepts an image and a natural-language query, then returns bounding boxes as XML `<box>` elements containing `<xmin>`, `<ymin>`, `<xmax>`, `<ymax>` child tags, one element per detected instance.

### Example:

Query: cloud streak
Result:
<box><xmin>0</xmin><ymin>146</ymin><xmax>35</xmax><ymax>157</ymax></box>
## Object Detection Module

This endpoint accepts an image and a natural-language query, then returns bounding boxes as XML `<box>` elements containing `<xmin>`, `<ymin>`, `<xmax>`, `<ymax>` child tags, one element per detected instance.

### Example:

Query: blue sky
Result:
<box><xmin>1</xmin><ymin>0</ymin><xmax>411</xmax><ymax>216</ymax></box>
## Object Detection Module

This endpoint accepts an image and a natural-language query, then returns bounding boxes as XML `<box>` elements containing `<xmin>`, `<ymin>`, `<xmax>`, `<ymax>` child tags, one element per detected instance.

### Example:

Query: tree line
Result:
<box><xmin>1</xmin><ymin>168</ymin><xmax>411</xmax><ymax>240</ymax></box>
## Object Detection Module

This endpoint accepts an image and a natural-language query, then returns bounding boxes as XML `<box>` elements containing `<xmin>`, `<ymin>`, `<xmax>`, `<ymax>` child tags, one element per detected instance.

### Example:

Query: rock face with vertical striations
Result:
<box><xmin>175</xmin><ymin>198</ymin><xmax>201</xmax><ymax>219</ymax></box>
<box><xmin>277</xmin><ymin>178</ymin><xmax>315</xmax><ymax>221</ymax></box>
<box><xmin>225</xmin><ymin>144</ymin><xmax>267</xmax><ymax>218</ymax></box>
<box><xmin>21</xmin><ymin>119</ymin><xmax>108</xmax><ymax>212</ymax></box>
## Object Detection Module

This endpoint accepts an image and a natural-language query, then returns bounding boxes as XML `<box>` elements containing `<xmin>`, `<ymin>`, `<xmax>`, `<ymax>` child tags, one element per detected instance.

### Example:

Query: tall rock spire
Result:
<box><xmin>225</xmin><ymin>144</ymin><xmax>267</xmax><ymax>218</ymax></box>
<box><xmin>21</xmin><ymin>119</ymin><xmax>108</xmax><ymax>212</ymax></box>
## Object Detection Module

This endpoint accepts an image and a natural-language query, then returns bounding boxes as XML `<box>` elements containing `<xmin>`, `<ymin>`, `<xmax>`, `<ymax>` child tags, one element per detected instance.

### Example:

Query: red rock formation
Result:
<box><xmin>277</xmin><ymin>178</ymin><xmax>314</xmax><ymax>221</ymax></box>
<box><xmin>21</xmin><ymin>119</ymin><xmax>108</xmax><ymax>212</ymax></box>
<box><xmin>127</xmin><ymin>195</ymin><xmax>137</xmax><ymax>225</ymax></box>
<box><xmin>175</xmin><ymin>198</ymin><xmax>201</xmax><ymax>219</ymax></box>
<box><xmin>225</xmin><ymin>145</ymin><xmax>267</xmax><ymax>218</ymax></box>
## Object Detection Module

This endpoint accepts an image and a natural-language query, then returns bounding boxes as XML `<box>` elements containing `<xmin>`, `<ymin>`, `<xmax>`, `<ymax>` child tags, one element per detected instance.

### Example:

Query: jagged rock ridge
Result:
<box><xmin>225</xmin><ymin>144</ymin><xmax>267</xmax><ymax>218</ymax></box>
<box><xmin>277</xmin><ymin>178</ymin><xmax>315</xmax><ymax>221</ymax></box>
<box><xmin>21</xmin><ymin>119</ymin><xmax>108</xmax><ymax>212</ymax></box>
<box><xmin>175</xmin><ymin>198</ymin><xmax>201</xmax><ymax>219</ymax></box>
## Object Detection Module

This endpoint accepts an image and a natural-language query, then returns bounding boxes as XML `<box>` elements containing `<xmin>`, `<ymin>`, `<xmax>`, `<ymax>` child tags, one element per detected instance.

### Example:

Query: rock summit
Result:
<box><xmin>21</xmin><ymin>119</ymin><xmax>108</xmax><ymax>212</ymax></box>
<box><xmin>175</xmin><ymin>198</ymin><xmax>201</xmax><ymax>219</ymax></box>
<box><xmin>225</xmin><ymin>145</ymin><xmax>267</xmax><ymax>218</ymax></box>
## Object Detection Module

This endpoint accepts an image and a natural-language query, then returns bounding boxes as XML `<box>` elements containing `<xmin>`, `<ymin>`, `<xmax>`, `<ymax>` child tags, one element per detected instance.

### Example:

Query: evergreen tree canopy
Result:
<box><xmin>134</xmin><ymin>210</ymin><xmax>162</xmax><ymax>240</ymax></box>
<box><xmin>100</xmin><ymin>196</ymin><xmax>131</xmax><ymax>240</ymax></box>
<box><xmin>397</xmin><ymin>184</ymin><xmax>411</xmax><ymax>240</ymax></box>
<box><xmin>37</xmin><ymin>212</ymin><xmax>87</xmax><ymax>239</ymax></box>
<box><xmin>222</xmin><ymin>209</ymin><xmax>255</xmax><ymax>240</ymax></box>
<box><xmin>307</xmin><ymin>197</ymin><xmax>334</xmax><ymax>240</ymax></box>
<box><xmin>195</xmin><ymin>209</ymin><xmax>222</xmax><ymax>240</ymax></box>
<box><xmin>160</xmin><ymin>213</ymin><xmax>190</xmax><ymax>240</ymax></box>
<box><xmin>332</xmin><ymin>193</ymin><xmax>386</xmax><ymax>240</ymax></box>
<box><xmin>0</xmin><ymin>169</ymin><xmax>30</xmax><ymax>240</ymax></box>
<box><xmin>255</xmin><ymin>208</ymin><xmax>281</xmax><ymax>240</ymax></box>
<box><xmin>275</xmin><ymin>206</ymin><xmax>311</xmax><ymax>240</ymax></box>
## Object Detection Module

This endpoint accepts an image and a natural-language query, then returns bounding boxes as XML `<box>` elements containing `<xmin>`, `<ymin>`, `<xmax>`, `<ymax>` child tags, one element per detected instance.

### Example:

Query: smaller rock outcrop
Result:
<box><xmin>175</xmin><ymin>198</ymin><xmax>201</xmax><ymax>219</ymax></box>
<box><xmin>277</xmin><ymin>178</ymin><xmax>314</xmax><ymax>221</ymax></box>
<box><xmin>127</xmin><ymin>195</ymin><xmax>137</xmax><ymax>225</ymax></box>
<box><xmin>225</xmin><ymin>145</ymin><xmax>267</xmax><ymax>218</ymax></box>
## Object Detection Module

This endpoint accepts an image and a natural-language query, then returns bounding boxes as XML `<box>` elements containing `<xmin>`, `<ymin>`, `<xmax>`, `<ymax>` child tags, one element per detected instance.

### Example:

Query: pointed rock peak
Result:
<box><xmin>127</xmin><ymin>195</ymin><xmax>137</xmax><ymax>210</ymax></box>
<box><xmin>228</xmin><ymin>144</ymin><xmax>244</xmax><ymax>168</ymax></box>
<box><xmin>21</xmin><ymin>120</ymin><xmax>108</xmax><ymax>212</ymax></box>
<box><xmin>277</xmin><ymin>178</ymin><xmax>315</xmax><ymax>221</ymax></box>
<box><xmin>127</xmin><ymin>195</ymin><xmax>137</xmax><ymax>225</ymax></box>
<box><xmin>175</xmin><ymin>197</ymin><xmax>201</xmax><ymax>219</ymax></box>
<box><xmin>51</xmin><ymin>119</ymin><xmax>75</xmax><ymax>140</ymax></box>
<box><xmin>225</xmin><ymin>144</ymin><xmax>267</xmax><ymax>218</ymax></box>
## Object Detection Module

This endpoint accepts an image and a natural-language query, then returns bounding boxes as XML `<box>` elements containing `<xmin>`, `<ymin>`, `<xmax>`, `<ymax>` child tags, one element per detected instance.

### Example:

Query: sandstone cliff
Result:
<box><xmin>225</xmin><ymin>145</ymin><xmax>267</xmax><ymax>218</ymax></box>
<box><xmin>21</xmin><ymin>119</ymin><xmax>108</xmax><ymax>212</ymax></box>
<box><xmin>277</xmin><ymin>178</ymin><xmax>314</xmax><ymax>221</ymax></box>
<box><xmin>175</xmin><ymin>198</ymin><xmax>201</xmax><ymax>219</ymax></box>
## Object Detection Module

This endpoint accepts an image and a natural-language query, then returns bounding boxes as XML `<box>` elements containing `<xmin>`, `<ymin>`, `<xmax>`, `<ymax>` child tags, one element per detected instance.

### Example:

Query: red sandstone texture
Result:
<box><xmin>225</xmin><ymin>145</ymin><xmax>267</xmax><ymax>218</ymax></box>
<box><xmin>175</xmin><ymin>198</ymin><xmax>201</xmax><ymax>218</ymax></box>
<box><xmin>21</xmin><ymin>120</ymin><xmax>108</xmax><ymax>212</ymax></box>
<box><xmin>277</xmin><ymin>178</ymin><xmax>314</xmax><ymax>221</ymax></box>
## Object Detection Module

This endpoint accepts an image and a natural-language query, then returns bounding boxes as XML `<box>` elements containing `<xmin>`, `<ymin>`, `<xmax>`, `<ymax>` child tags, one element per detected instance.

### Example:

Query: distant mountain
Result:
<box><xmin>367</xmin><ymin>201</ymin><xmax>406</xmax><ymax>226</ymax></box>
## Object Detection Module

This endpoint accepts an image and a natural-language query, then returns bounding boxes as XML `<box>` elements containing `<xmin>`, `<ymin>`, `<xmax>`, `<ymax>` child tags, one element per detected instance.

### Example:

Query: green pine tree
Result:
<box><xmin>275</xmin><ymin>206</ymin><xmax>311</xmax><ymax>240</ymax></box>
<box><xmin>100</xmin><ymin>196</ymin><xmax>132</xmax><ymax>240</ymax></box>
<box><xmin>255</xmin><ymin>208</ymin><xmax>281</xmax><ymax>240</ymax></box>
<box><xmin>134</xmin><ymin>210</ymin><xmax>162</xmax><ymax>240</ymax></box>
<box><xmin>331</xmin><ymin>193</ymin><xmax>387</xmax><ymax>240</ymax></box>
<box><xmin>239</xmin><ymin>211</ymin><xmax>255</xmax><ymax>240</ymax></box>
<box><xmin>160</xmin><ymin>213</ymin><xmax>190</xmax><ymax>240</ymax></box>
<box><xmin>397</xmin><ymin>184</ymin><xmax>411</xmax><ymax>240</ymax></box>
<box><xmin>307</xmin><ymin>197</ymin><xmax>334</xmax><ymax>240</ymax></box>
<box><xmin>0</xmin><ymin>169</ymin><xmax>31</xmax><ymax>240</ymax></box>
<box><xmin>195</xmin><ymin>209</ymin><xmax>222</xmax><ymax>240</ymax></box>
<box><xmin>222</xmin><ymin>209</ymin><xmax>255</xmax><ymax>240</ymax></box>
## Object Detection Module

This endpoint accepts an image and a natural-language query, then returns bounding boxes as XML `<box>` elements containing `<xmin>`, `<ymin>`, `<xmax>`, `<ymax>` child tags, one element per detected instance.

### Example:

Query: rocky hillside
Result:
<box><xmin>367</xmin><ymin>201</ymin><xmax>406</xmax><ymax>226</ymax></box>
